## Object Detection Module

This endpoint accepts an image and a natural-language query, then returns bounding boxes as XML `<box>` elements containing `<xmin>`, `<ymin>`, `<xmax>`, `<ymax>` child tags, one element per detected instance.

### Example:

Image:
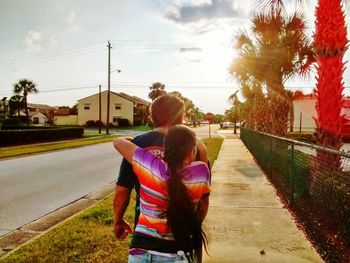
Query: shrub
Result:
<box><xmin>133</xmin><ymin>120</ymin><xmax>142</xmax><ymax>126</ymax></box>
<box><xmin>95</xmin><ymin>120</ymin><xmax>104</xmax><ymax>127</ymax></box>
<box><xmin>0</xmin><ymin>127</ymin><xmax>84</xmax><ymax>146</ymax></box>
<box><xmin>1</xmin><ymin>118</ymin><xmax>22</xmax><ymax>129</ymax></box>
<box><xmin>86</xmin><ymin>120</ymin><xmax>95</xmax><ymax>127</ymax></box>
<box><xmin>342</xmin><ymin>218</ymin><xmax>350</xmax><ymax>246</ymax></box>
<box><xmin>117</xmin><ymin>118</ymin><xmax>129</xmax><ymax>127</ymax></box>
<box><xmin>286</xmin><ymin>132</ymin><xmax>316</xmax><ymax>143</ymax></box>
<box><xmin>312</xmin><ymin>171</ymin><xmax>350</xmax><ymax>243</ymax></box>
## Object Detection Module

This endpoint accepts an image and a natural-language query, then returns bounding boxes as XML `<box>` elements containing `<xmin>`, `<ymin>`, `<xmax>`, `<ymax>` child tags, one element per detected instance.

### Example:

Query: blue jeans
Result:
<box><xmin>128</xmin><ymin>252</ymin><xmax>190</xmax><ymax>263</ymax></box>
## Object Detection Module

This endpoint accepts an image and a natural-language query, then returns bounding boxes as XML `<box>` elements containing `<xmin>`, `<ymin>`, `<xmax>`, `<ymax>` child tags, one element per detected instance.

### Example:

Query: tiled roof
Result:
<box><xmin>54</xmin><ymin>107</ymin><xmax>70</xmax><ymax>116</ymax></box>
<box><xmin>132</xmin><ymin>96</ymin><xmax>150</xmax><ymax>105</ymax></box>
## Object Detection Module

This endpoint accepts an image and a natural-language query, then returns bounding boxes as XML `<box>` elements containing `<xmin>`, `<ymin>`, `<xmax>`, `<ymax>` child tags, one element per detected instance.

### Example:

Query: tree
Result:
<box><xmin>13</xmin><ymin>79</ymin><xmax>38</xmax><ymax>126</ymax></box>
<box><xmin>9</xmin><ymin>95</ymin><xmax>25</xmax><ymax>117</ymax></box>
<box><xmin>192</xmin><ymin>107</ymin><xmax>204</xmax><ymax>126</ymax></box>
<box><xmin>148</xmin><ymin>82</ymin><xmax>166</xmax><ymax>101</ymax></box>
<box><xmin>230</xmin><ymin>8</ymin><xmax>314</xmax><ymax>135</ymax></box>
<box><xmin>214</xmin><ymin>114</ymin><xmax>225</xmax><ymax>124</ymax></box>
<box><xmin>168</xmin><ymin>91</ymin><xmax>197</xmax><ymax>123</ymax></box>
<box><xmin>260</xmin><ymin>0</ymin><xmax>348</xmax><ymax>150</ymax></box>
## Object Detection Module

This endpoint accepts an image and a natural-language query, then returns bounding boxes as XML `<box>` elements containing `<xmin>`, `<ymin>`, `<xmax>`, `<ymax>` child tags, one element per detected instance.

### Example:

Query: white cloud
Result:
<box><xmin>49</xmin><ymin>37</ymin><xmax>57</xmax><ymax>45</ymax></box>
<box><xmin>66</xmin><ymin>10</ymin><xmax>80</xmax><ymax>32</ymax></box>
<box><xmin>164</xmin><ymin>0</ymin><xmax>247</xmax><ymax>24</ymax></box>
<box><xmin>23</xmin><ymin>30</ymin><xmax>43</xmax><ymax>51</ymax></box>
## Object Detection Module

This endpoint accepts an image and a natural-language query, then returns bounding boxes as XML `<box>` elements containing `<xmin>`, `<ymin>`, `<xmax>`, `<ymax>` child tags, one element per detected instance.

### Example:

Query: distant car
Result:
<box><xmin>221</xmin><ymin>122</ymin><xmax>239</xmax><ymax>129</ymax></box>
<box><xmin>222</xmin><ymin>122</ymin><xmax>234</xmax><ymax>128</ymax></box>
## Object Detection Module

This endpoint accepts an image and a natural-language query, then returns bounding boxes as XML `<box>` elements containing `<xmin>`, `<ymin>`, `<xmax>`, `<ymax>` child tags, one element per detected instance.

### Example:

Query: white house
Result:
<box><xmin>293</xmin><ymin>97</ymin><xmax>317</xmax><ymax>132</ymax></box>
<box><xmin>293</xmin><ymin>96</ymin><xmax>350</xmax><ymax>136</ymax></box>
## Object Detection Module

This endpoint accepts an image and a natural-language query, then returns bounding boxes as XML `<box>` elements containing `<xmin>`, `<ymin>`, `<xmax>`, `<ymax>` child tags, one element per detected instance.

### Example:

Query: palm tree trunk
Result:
<box><xmin>267</xmin><ymin>77</ymin><xmax>289</xmax><ymax>136</ymax></box>
<box><xmin>24</xmin><ymin>95</ymin><xmax>29</xmax><ymax>126</ymax></box>
<box><xmin>312</xmin><ymin>0</ymin><xmax>348</xmax><ymax>196</ymax></box>
<box><xmin>314</xmin><ymin>0</ymin><xmax>348</xmax><ymax>154</ymax></box>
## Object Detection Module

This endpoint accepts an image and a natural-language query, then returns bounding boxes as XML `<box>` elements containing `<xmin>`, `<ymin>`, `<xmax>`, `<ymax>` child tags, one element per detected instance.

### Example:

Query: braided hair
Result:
<box><xmin>163</xmin><ymin>125</ymin><xmax>208</xmax><ymax>261</ymax></box>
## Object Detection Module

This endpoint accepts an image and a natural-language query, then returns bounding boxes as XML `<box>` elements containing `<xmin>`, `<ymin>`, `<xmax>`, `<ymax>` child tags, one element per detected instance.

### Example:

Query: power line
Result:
<box><xmin>0</xmin><ymin>43</ymin><xmax>105</xmax><ymax>66</ymax></box>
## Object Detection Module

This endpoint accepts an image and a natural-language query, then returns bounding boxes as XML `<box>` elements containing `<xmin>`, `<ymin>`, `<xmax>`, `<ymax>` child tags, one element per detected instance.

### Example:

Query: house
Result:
<box><xmin>119</xmin><ymin>92</ymin><xmax>151</xmax><ymax>125</ymax></box>
<box><xmin>29</xmin><ymin>111</ymin><xmax>48</xmax><ymax>124</ymax></box>
<box><xmin>0</xmin><ymin>98</ymin><xmax>9</xmax><ymax>118</ymax></box>
<box><xmin>27</xmin><ymin>103</ymin><xmax>55</xmax><ymax>123</ymax></box>
<box><xmin>77</xmin><ymin>91</ymin><xmax>150</xmax><ymax>126</ymax></box>
<box><xmin>293</xmin><ymin>94</ymin><xmax>350</xmax><ymax>136</ymax></box>
<box><xmin>293</xmin><ymin>95</ymin><xmax>317</xmax><ymax>132</ymax></box>
<box><xmin>54</xmin><ymin>107</ymin><xmax>78</xmax><ymax>126</ymax></box>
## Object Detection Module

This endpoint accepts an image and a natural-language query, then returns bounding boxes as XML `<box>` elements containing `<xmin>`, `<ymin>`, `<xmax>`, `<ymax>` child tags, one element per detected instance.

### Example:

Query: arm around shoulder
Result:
<box><xmin>113</xmin><ymin>137</ymin><xmax>139</xmax><ymax>163</ymax></box>
<box><xmin>196</xmin><ymin>139</ymin><xmax>208</xmax><ymax>163</ymax></box>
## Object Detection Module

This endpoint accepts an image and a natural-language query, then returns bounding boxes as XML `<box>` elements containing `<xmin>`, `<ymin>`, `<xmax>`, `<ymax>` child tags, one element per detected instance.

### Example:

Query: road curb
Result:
<box><xmin>0</xmin><ymin>182</ymin><xmax>115</xmax><ymax>260</ymax></box>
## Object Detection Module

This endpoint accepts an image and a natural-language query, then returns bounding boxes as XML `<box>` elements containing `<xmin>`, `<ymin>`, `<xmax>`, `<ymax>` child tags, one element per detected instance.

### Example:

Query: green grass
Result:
<box><xmin>112</xmin><ymin>125</ymin><xmax>151</xmax><ymax>131</ymax></box>
<box><xmin>83</xmin><ymin>132</ymin><xmax>106</xmax><ymax>138</ymax></box>
<box><xmin>202</xmin><ymin>137</ymin><xmax>224</xmax><ymax>165</ymax></box>
<box><xmin>0</xmin><ymin>136</ymin><xmax>118</xmax><ymax>159</ymax></box>
<box><xmin>1</xmin><ymin>193</ymin><xmax>136</xmax><ymax>263</ymax></box>
<box><xmin>0</xmin><ymin>138</ymin><xmax>223</xmax><ymax>263</ymax></box>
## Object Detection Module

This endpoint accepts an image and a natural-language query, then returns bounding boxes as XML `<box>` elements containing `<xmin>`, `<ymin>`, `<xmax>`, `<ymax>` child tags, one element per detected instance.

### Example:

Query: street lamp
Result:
<box><xmin>106</xmin><ymin>65</ymin><xmax>121</xmax><ymax>135</ymax></box>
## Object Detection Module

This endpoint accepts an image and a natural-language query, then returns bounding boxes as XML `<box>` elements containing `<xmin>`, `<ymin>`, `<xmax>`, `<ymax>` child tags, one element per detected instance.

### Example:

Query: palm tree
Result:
<box><xmin>259</xmin><ymin>0</ymin><xmax>348</xmax><ymax>150</ymax></box>
<box><xmin>9</xmin><ymin>95</ymin><xmax>25</xmax><ymax>117</ymax></box>
<box><xmin>230</xmin><ymin>8</ymin><xmax>314</xmax><ymax>135</ymax></box>
<box><xmin>13</xmin><ymin>79</ymin><xmax>38</xmax><ymax>126</ymax></box>
<box><xmin>148</xmin><ymin>82</ymin><xmax>166</xmax><ymax>101</ymax></box>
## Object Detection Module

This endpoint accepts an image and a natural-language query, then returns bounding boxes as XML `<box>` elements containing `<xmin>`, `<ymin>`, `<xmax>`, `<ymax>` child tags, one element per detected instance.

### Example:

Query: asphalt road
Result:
<box><xmin>0</xmin><ymin>142</ymin><xmax>122</xmax><ymax>238</ymax></box>
<box><xmin>192</xmin><ymin>124</ymin><xmax>221</xmax><ymax>139</ymax></box>
<box><xmin>0</xmin><ymin>125</ymin><xmax>222</xmax><ymax>239</ymax></box>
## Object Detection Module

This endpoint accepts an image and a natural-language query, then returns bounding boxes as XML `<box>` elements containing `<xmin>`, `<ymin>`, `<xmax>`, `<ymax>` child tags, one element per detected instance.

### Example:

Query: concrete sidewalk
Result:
<box><xmin>203</xmin><ymin>138</ymin><xmax>323</xmax><ymax>263</ymax></box>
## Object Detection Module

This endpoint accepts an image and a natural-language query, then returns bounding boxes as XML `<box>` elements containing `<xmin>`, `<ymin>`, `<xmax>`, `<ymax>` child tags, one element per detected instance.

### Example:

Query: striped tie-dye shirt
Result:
<box><xmin>132</xmin><ymin>147</ymin><xmax>211</xmax><ymax>241</ymax></box>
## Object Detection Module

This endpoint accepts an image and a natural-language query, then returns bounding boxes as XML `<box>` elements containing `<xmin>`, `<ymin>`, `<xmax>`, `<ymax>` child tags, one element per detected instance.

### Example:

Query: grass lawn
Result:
<box><xmin>0</xmin><ymin>135</ymin><xmax>118</xmax><ymax>159</ymax></box>
<box><xmin>0</xmin><ymin>137</ymin><xmax>223</xmax><ymax>263</ymax></box>
<box><xmin>111</xmin><ymin>125</ymin><xmax>151</xmax><ymax>132</ymax></box>
<box><xmin>201</xmin><ymin>137</ymin><xmax>224</xmax><ymax>166</ymax></box>
<box><xmin>0</xmin><ymin>193</ymin><xmax>135</xmax><ymax>263</ymax></box>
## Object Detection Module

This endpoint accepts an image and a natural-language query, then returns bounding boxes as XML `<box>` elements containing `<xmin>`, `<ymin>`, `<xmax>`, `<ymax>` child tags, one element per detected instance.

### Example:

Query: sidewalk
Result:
<box><xmin>203</xmin><ymin>138</ymin><xmax>323</xmax><ymax>263</ymax></box>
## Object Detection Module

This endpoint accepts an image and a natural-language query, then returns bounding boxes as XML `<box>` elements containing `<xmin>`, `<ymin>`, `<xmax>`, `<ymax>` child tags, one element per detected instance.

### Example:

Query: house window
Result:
<box><xmin>115</xmin><ymin>104</ymin><xmax>121</xmax><ymax>110</ymax></box>
<box><xmin>112</xmin><ymin>116</ymin><xmax>119</xmax><ymax>123</ymax></box>
<box><xmin>84</xmin><ymin>103</ymin><xmax>90</xmax><ymax>110</ymax></box>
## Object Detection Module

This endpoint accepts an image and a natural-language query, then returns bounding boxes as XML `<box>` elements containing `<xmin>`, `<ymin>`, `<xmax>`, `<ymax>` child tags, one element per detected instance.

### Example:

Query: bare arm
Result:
<box><xmin>113</xmin><ymin>185</ymin><xmax>133</xmax><ymax>240</ymax></box>
<box><xmin>196</xmin><ymin>139</ymin><xmax>208</xmax><ymax>163</ymax></box>
<box><xmin>113</xmin><ymin>137</ymin><xmax>139</xmax><ymax>163</ymax></box>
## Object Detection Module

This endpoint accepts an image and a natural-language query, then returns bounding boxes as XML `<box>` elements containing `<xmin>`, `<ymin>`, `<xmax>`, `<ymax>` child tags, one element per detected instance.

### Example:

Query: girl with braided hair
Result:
<box><xmin>113</xmin><ymin>125</ymin><xmax>210</xmax><ymax>262</ymax></box>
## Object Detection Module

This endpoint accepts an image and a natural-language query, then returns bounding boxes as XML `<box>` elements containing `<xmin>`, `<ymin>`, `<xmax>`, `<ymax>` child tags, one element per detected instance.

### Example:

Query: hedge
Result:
<box><xmin>0</xmin><ymin>127</ymin><xmax>84</xmax><ymax>146</ymax></box>
<box><xmin>117</xmin><ymin>118</ymin><xmax>129</xmax><ymax>127</ymax></box>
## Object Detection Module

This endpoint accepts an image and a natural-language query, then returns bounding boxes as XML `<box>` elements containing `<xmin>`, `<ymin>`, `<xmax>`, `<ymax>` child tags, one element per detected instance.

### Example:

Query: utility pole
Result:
<box><xmin>106</xmin><ymin>41</ymin><xmax>112</xmax><ymax>135</ymax></box>
<box><xmin>231</xmin><ymin>90</ymin><xmax>239</xmax><ymax>135</ymax></box>
<box><xmin>99</xmin><ymin>85</ymin><xmax>102</xmax><ymax>134</ymax></box>
<box><xmin>234</xmin><ymin>95</ymin><xmax>237</xmax><ymax>134</ymax></box>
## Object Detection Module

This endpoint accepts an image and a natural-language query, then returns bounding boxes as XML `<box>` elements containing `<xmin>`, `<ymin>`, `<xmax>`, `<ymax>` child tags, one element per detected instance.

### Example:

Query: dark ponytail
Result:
<box><xmin>164</xmin><ymin>125</ymin><xmax>208</xmax><ymax>261</ymax></box>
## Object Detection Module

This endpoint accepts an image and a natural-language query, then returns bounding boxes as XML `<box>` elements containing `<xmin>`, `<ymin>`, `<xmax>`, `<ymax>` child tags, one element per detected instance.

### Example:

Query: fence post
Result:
<box><xmin>290</xmin><ymin>141</ymin><xmax>295</xmax><ymax>205</ymax></box>
<box><xmin>269</xmin><ymin>136</ymin><xmax>273</xmax><ymax>178</ymax></box>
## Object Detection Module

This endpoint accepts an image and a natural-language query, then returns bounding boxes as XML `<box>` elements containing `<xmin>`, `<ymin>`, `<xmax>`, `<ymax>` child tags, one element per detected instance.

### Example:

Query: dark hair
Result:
<box><xmin>150</xmin><ymin>94</ymin><xmax>185</xmax><ymax>128</ymax></box>
<box><xmin>163</xmin><ymin>125</ymin><xmax>208</xmax><ymax>261</ymax></box>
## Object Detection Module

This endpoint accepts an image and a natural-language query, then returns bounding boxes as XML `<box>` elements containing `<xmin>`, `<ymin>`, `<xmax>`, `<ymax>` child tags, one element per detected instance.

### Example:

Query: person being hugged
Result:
<box><xmin>113</xmin><ymin>125</ymin><xmax>210</xmax><ymax>263</ymax></box>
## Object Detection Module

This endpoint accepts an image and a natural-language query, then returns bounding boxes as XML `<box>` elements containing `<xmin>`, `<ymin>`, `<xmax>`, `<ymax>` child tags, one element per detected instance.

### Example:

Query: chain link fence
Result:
<box><xmin>240</xmin><ymin>128</ymin><xmax>350</xmax><ymax>263</ymax></box>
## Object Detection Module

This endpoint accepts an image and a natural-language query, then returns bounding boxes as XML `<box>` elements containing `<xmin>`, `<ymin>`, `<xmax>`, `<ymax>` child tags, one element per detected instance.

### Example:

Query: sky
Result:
<box><xmin>0</xmin><ymin>0</ymin><xmax>350</xmax><ymax>114</ymax></box>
